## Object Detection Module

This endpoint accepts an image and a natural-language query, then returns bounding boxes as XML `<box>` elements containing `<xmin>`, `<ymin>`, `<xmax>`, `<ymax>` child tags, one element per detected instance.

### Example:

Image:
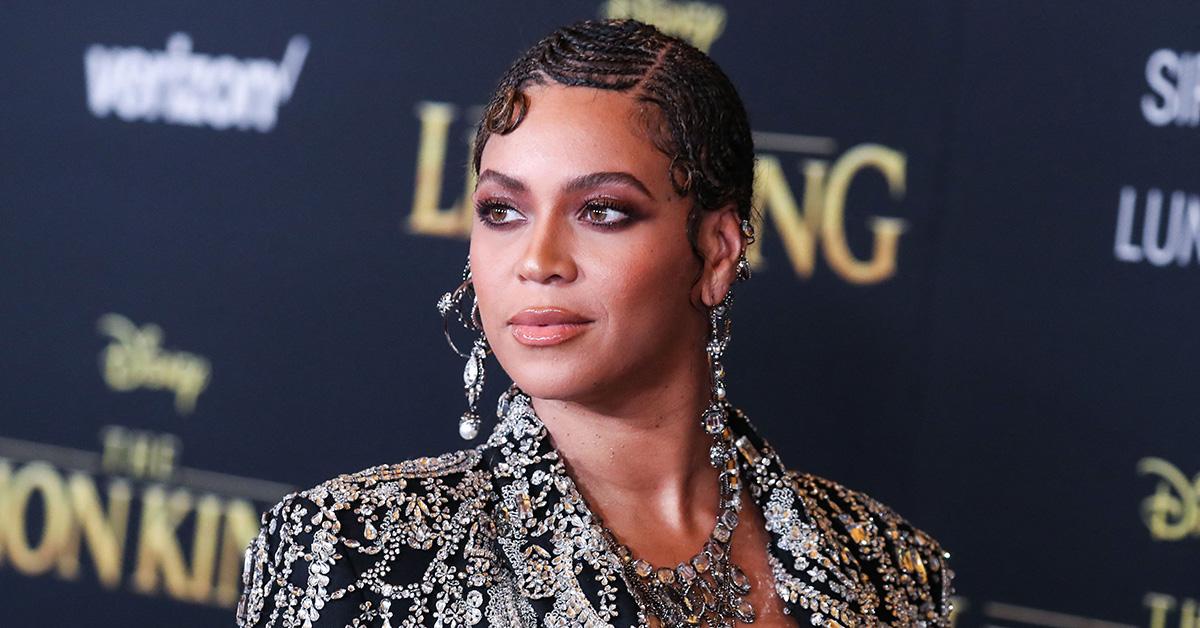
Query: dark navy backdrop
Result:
<box><xmin>1</xmin><ymin>2</ymin><xmax>1195</xmax><ymax>626</ymax></box>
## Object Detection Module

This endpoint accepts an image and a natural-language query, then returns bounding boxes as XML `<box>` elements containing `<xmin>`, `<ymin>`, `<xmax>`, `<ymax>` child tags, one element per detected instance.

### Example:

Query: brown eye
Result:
<box><xmin>474</xmin><ymin>200</ymin><xmax>525</xmax><ymax>226</ymax></box>
<box><xmin>490</xmin><ymin>206</ymin><xmax>517</xmax><ymax>223</ymax></box>
<box><xmin>581</xmin><ymin>203</ymin><xmax>630</xmax><ymax>226</ymax></box>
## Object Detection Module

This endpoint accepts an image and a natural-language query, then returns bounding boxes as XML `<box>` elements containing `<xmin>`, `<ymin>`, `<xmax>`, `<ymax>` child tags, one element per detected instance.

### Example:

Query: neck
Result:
<box><xmin>528</xmin><ymin>351</ymin><xmax>721</xmax><ymax>561</ymax></box>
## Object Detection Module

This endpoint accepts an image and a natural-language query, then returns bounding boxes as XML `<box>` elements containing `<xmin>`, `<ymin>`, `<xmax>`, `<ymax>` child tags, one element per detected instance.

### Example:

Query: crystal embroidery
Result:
<box><xmin>236</xmin><ymin>387</ymin><xmax>955</xmax><ymax>627</ymax></box>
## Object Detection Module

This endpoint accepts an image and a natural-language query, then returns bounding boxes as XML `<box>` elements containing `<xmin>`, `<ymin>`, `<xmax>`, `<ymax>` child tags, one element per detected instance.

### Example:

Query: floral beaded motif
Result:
<box><xmin>237</xmin><ymin>389</ymin><xmax>954</xmax><ymax>627</ymax></box>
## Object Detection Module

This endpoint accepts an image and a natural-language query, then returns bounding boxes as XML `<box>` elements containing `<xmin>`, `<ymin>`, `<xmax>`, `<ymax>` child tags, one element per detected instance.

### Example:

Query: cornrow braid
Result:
<box><xmin>471</xmin><ymin>18</ymin><xmax>755</xmax><ymax>247</ymax></box>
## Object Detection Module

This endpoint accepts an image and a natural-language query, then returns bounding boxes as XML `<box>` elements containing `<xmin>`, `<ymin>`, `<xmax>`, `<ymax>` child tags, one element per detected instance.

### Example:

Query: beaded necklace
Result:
<box><xmin>594</xmin><ymin>406</ymin><xmax>756</xmax><ymax>627</ymax></box>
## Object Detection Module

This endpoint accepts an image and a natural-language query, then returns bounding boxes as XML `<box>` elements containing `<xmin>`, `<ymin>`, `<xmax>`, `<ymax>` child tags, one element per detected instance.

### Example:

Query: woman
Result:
<box><xmin>237</xmin><ymin>18</ymin><xmax>953</xmax><ymax>628</ymax></box>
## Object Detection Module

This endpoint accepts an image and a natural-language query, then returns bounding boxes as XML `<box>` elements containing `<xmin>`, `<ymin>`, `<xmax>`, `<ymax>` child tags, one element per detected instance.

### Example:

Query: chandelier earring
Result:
<box><xmin>702</xmin><ymin>214</ymin><xmax>755</xmax><ymax>444</ymax></box>
<box><xmin>435</xmin><ymin>257</ymin><xmax>489</xmax><ymax>440</ymax></box>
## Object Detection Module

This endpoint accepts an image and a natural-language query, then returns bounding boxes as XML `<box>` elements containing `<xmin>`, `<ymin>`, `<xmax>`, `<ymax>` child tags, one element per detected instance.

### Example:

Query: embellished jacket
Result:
<box><xmin>236</xmin><ymin>389</ymin><xmax>955</xmax><ymax>627</ymax></box>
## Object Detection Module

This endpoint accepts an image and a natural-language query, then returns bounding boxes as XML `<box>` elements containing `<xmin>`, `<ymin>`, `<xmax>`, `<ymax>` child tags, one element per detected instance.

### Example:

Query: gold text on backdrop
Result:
<box><xmin>599</xmin><ymin>0</ymin><xmax>727</xmax><ymax>52</ymax></box>
<box><xmin>406</xmin><ymin>102</ymin><xmax>910</xmax><ymax>285</ymax></box>
<box><xmin>1145</xmin><ymin>592</ymin><xmax>1200</xmax><ymax>628</ymax></box>
<box><xmin>0</xmin><ymin>429</ymin><xmax>272</xmax><ymax>607</ymax></box>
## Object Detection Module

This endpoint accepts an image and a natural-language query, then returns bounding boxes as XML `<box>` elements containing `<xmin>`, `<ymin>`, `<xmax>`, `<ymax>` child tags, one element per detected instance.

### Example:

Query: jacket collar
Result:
<box><xmin>477</xmin><ymin>387</ymin><xmax>869</xmax><ymax>627</ymax></box>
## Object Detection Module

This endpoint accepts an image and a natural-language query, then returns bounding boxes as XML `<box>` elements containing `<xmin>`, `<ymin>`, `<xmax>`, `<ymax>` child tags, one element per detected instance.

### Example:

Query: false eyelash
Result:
<box><xmin>578</xmin><ymin>198</ymin><xmax>640</xmax><ymax>229</ymax></box>
<box><xmin>473</xmin><ymin>198</ymin><xmax>522</xmax><ymax>228</ymax></box>
<box><xmin>472</xmin><ymin>197</ymin><xmax>642</xmax><ymax>230</ymax></box>
<box><xmin>473</xmin><ymin>198</ymin><xmax>511</xmax><ymax>215</ymax></box>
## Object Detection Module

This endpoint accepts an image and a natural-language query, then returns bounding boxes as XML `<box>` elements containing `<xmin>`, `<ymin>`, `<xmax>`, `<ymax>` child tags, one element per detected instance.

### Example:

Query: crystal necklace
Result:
<box><xmin>593</xmin><ymin>401</ymin><xmax>756</xmax><ymax>628</ymax></box>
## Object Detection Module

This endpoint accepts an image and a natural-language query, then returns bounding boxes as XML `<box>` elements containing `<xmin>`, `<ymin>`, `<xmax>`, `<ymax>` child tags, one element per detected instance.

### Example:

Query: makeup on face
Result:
<box><xmin>507</xmin><ymin>307</ymin><xmax>594</xmax><ymax>347</ymax></box>
<box><xmin>467</xmin><ymin>85</ymin><xmax>705</xmax><ymax>402</ymax></box>
<box><xmin>472</xmin><ymin>169</ymin><xmax>655</xmax><ymax>233</ymax></box>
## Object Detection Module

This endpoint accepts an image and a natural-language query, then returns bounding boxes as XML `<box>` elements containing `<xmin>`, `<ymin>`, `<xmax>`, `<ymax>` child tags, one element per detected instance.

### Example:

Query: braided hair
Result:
<box><xmin>471</xmin><ymin>18</ymin><xmax>755</xmax><ymax>250</ymax></box>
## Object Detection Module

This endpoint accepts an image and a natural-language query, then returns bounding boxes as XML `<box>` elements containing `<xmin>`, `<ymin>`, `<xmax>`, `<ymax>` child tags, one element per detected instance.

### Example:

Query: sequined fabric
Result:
<box><xmin>236</xmin><ymin>389</ymin><xmax>954</xmax><ymax>627</ymax></box>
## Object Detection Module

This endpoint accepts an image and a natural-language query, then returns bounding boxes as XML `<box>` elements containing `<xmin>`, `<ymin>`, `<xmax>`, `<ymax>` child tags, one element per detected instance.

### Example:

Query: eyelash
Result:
<box><xmin>473</xmin><ymin>198</ymin><xmax>638</xmax><ymax>230</ymax></box>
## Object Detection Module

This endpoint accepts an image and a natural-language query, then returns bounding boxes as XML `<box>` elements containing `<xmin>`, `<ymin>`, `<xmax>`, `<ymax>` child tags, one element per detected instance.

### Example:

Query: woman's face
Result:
<box><xmin>469</xmin><ymin>84</ymin><xmax>715</xmax><ymax>406</ymax></box>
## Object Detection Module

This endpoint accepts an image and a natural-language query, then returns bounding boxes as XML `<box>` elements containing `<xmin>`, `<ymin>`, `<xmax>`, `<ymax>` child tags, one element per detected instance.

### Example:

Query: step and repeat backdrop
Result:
<box><xmin>1</xmin><ymin>1</ymin><xmax>1196</xmax><ymax>626</ymax></box>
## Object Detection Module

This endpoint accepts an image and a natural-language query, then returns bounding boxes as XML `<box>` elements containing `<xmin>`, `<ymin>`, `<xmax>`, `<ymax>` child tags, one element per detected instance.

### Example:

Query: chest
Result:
<box><xmin>481</xmin><ymin>495</ymin><xmax>812</xmax><ymax>628</ymax></box>
<box><xmin>728</xmin><ymin>491</ymin><xmax>800</xmax><ymax>628</ymax></box>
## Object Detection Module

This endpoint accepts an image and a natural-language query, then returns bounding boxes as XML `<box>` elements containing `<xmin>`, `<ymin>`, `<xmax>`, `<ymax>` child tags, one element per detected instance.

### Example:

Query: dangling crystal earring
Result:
<box><xmin>436</xmin><ymin>257</ymin><xmax>489</xmax><ymax>440</ymax></box>
<box><xmin>701</xmin><ymin>217</ymin><xmax>756</xmax><ymax>457</ymax></box>
<box><xmin>701</xmin><ymin>288</ymin><xmax>734</xmax><ymax>454</ymax></box>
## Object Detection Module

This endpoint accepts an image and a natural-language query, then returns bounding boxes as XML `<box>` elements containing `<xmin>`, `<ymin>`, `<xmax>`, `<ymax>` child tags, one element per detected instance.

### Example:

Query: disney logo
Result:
<box><xmin>1138</xmin><ymin>457</ymin><xmax>1200</xmax><ymax>541</ymax></box>
<box><xmin>97</xmin><ymin>313</ymin><xmax>210</xmax><ymax>414</ymax></box>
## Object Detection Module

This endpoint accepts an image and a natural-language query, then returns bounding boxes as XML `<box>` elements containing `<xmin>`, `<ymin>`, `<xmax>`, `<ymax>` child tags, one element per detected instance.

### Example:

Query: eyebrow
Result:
<box><xmin>477</xmin><ymin>169</ymin><xmax>655</xmax><ymax>200</ymax></box>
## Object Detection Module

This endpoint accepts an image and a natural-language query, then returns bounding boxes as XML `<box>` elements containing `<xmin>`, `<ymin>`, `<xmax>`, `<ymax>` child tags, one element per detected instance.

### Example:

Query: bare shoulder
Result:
<box><xmin>788</xmin><ymin>471</ymin><xmax>956</xmax><ymax>627</ymax></box>
<box><xmin>236</xmin><ymin>447</ymin><xmax>491</xmax><ymax>627</ymax></box>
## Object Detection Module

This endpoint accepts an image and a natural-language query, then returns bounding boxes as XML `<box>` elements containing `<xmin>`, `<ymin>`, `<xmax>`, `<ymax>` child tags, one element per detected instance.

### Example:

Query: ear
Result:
<box><xmin>690</xmin><ymin>202</ymin><xmax>745</xmax><ymax>309</ymax></box>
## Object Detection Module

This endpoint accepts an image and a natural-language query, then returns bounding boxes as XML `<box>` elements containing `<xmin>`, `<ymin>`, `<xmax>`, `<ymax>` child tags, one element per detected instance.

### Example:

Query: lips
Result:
<box><xmin>508</xmin><ymin>307</ymin><xmax>592</xmax><ymax>347</ymax></box>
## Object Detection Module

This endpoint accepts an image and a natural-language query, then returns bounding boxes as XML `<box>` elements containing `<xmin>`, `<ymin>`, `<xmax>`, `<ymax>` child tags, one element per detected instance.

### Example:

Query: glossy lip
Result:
<box><xmin>508</xmin><ymin>307</ymin><xmax>593</xmax><ymax>347</ymax></box>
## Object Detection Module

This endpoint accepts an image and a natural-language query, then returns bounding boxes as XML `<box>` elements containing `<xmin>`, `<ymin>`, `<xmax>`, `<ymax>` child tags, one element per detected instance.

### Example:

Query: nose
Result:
<box><xmin>518</xmin><ymin>213</ymin><xmax>578</xmax><ymax>284</ymax></box>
